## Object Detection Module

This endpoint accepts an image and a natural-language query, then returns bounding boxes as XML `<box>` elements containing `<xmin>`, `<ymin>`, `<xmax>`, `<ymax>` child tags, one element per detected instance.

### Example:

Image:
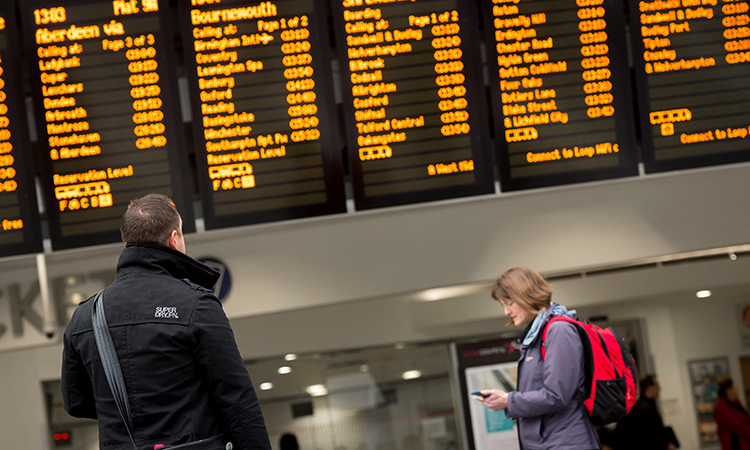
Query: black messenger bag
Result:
<box><xmin>91</xmin><ymin>290</ymin><xmax>231</xmax><ymax>450</ymax></box>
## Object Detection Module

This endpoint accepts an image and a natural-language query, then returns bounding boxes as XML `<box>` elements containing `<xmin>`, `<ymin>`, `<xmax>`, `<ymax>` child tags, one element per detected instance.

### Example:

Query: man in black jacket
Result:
<box><xmin>613</xmin><ymin>375</ymin><xmax>679</xmax><ymax>450</ymax></box>
<box><xmin>62</xmin><ymin>193</ymin><xmax>271</xmax><ymax>450</ymax></box>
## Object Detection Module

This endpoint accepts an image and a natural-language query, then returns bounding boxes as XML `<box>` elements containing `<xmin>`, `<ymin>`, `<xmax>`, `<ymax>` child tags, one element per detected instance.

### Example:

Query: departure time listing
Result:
<box><xmin>0</xmin><ymin>3</ymin><xmax>43</xmax><ymax>255</ymax></box>
<box><xmin>0</xmin><ymin>19</ymin><xmax>26</xmax><ymax>239</ymax></box>
<box><xmin>180</xmin><ymin>0</ymin><xmax>346</xmax><ymax>227</ymax></box>
<box><xmin>23</xmin><ymin>0</ymin><xmax>192</xmax><ymax>249</ymax></box>
<box><xmin>333</xmin><ymin>0</ymin><xmax>494</xmax><ymax>209</ymax></box>
<box><xmin>485</xmin><ymin>0</ymin><xmax>638</xmax><ymax>190</ymax></box>
<box><xmin>632</xmin><ymin>0</ymin><xmax>750</xmax><ymax>171</ymax></box>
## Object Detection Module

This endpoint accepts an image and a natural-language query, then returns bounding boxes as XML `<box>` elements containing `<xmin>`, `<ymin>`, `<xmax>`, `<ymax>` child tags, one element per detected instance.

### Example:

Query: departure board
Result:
<box><xmin>178</xmin><ymin>0</ymin><xmax>346</xmax><ymax>229</ymax></box>
<box><xmin>483</xmin><ymin>0</ymin><xmax>639</xmax><ymax>191</ymax></box>
<box><xmin>630</xmin><ymin>0</ymin><xmax>750</xmax><ymax>171</ymax></box>
<box><xmin>0</xmin><ymin>2</ymin><xmax>43</xmax><ymax>257</ymax></box>
<box><xmin>21</xmin><ymin>0</ymin><xmax>194</xmax><ymax>250</ymax></box>
<box><xmin>331</xmin><ymin>0</ymin><xmax>495</xmax><ymax>210</ymax></box>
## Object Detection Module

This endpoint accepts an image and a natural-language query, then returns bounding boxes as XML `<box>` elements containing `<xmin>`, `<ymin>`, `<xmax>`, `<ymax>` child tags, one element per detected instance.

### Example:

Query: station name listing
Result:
<box><xmin>633</xmin><ymin>0</ymin><xmax>750</xmax><ymax>170</ymax></box>
<box><xmin>0</xmin><ymin>17</ymin><xmax>26</xmax><ymax>236</ymax></box>
<box><xmin>188</xmin><ymin>1</ymin><xmax>326</xmax><ymax>192</ymax></box>
<box><xmin>334</xmin><ymin>0</ymin><xmax>494</xmax><ymax>208</ymax></box>
<box><xmin>0</xmin><ymin>0</ymin><xmax>745</xmax><ymax>256</ymax></box>
<box><xmin>180</xmin><ymin>0</ymin><xmax>346</xmax><ymax>227</ymax></box>
<box><xmin>0</xmin><ymin>6</ymin><xmax>42</xmax><ymax>255</ymax></box>
<box><xmin>484</xmin><ymin>0</ymin><xmax>638</xmax><ymax>189</ymax></box>
<box><xmin>32</xmin><ymin>3</ymin><xmax>167</xmax><ymax>214</ymax></box>
<box><xmin>495</xmin><ymin>0</ymin><xmax>621</xmax><ymax>162</ymax></box>
<box><xmin>347</xmin><ymin>6</ymin><xmax>474</xmax><ymax>173</ymax></box>
<box><xmin>23</xmin><ymin>0</ymin><xmax>193</xmax><ymax>249</ymax></box>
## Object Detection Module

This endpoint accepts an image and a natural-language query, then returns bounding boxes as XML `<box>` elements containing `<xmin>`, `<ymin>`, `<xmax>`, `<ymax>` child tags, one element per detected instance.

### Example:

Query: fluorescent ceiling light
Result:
<box><xmin>402</xmin><ymin>370</ymin><xmax>422</xmax><ymax>380</ymax></box>
<box><xmin>306</xmin><ymin>384</ymin><xmax>328</xmax><ymax>397</ymax></box>
<box><xmin>278</xmin><ymin>366</ymin><xmax>292</xmax><ymax>374</ymax></box>
<box><xmin>285</xmin><ymin>353</ymin><xmax>297</xmax><ymax>361</ymax></box>
<box><xmin>696</xmin><ymin>290</ymin><xmax>712</xmax><ymax>298</ymax></box>
<box><xmin>260</xmin><ymin>382</ymin><xmax>273</xmax><ymax>391</ymax></box>
<box><xmin>416</xmin><ymin>285</ymin><xmax>485</xmax><ymax>302</ymax></box>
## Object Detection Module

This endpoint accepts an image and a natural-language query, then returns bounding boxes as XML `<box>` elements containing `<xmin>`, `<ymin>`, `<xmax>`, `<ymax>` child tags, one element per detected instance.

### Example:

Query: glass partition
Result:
<box><xmin>44</xmin><ymin>342</ymin><xmax>459</xmax><ymax>450</ymax></box>
<box><xmin>251</xmin><ymin>343</ymin><xmax>458</xmax><ymax>450</ymax></box>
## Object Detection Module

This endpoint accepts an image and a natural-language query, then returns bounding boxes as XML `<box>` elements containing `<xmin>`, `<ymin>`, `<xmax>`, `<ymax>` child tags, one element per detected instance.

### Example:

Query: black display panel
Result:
<box><xmin>630</xmin><ymin>0</ymin><xmax>750</xmax><ymax>172</ymax></box>
<box><xmin>0</xmin><ymin>1</ymin><xmax>43</xmax><ymax>257</ymax></box>
<box><xmin>331</xmin><ymin>0</ymin><xmax>495</xmax><ymax>210</ymax></box>
<box><xmin>21</xmin><ymin>0</ymin><xmax>194</xmax><ymax>250</ymax></box>
<box><xmin>178</xmin><ymin>0</ymin><xmax>346</xmax><ymax>229</ymax></box>
<box><xmin>484</xmin><ymin>0</ymin><xmax>639</xmax><ymax>191</ymax></box>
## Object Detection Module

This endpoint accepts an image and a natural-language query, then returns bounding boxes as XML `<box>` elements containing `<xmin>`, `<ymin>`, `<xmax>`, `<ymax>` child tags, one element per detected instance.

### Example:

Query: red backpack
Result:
<box><xmin>541</xmin><ymin>316</ymin><xmax>638</xmax><ymax>426</ymax></box>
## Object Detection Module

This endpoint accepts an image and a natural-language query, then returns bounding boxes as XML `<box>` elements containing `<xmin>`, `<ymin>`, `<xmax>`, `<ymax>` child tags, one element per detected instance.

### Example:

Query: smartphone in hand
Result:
<box><xmin>471</xmin><ymin>391</ymin><xmax>490</xmax><ymax>400</ymax></box>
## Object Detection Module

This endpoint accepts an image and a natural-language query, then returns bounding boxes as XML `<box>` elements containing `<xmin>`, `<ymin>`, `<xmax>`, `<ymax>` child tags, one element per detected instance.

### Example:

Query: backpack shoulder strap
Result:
<box><xmin>541</xmin><ymin>315</ymin><xmax>578</xmax><ymax>359</ymax></box>
<box><xmin>91</xmin><ymin>290</ymin><xmax>138</xmax><ymax>450</ymax></box>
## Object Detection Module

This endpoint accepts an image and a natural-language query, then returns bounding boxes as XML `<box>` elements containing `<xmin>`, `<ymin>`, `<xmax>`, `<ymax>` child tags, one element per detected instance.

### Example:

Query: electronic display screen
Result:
<box><xmin>630</xmin><ymin>0</ymin><xmax>750</xmax><ymax>172</ymax></box>
<box><xmin>0</xmin><ymin>1</ymin><xmax>43</xmax><ymax>257</ymax></box>
<box><xmin>178</xmin><ymin>0</ymin><xmax>346</xmax><ymax>229</ymax></box>
<box><xmin>483</xmin><ymin>0</ymin><xmax>639</xmax><ymax>191</ymax></box>
<box><xmin>331</xmin><ymin>0</ymin><xmax>495</xmax><ymax>210</ymax></box>
<box><xmin>21</xmin><ymin>0</ymin><xmax>194</xmax><ymax>250</ymax></box>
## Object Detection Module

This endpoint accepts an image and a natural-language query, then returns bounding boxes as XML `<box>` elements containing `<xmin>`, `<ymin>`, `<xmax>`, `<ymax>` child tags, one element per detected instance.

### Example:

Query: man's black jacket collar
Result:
<box><xmin>116</xmin><ymin>242</ymin><xmax>219</xmax><ymax>290</ymax></box>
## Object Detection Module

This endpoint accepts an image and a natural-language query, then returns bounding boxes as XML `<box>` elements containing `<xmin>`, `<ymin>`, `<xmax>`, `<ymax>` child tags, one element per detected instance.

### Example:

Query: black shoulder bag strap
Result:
<box><xmin>91</xmin><ymin>290</ymin><xmax>138</xmax><ymax>450</ymax></box>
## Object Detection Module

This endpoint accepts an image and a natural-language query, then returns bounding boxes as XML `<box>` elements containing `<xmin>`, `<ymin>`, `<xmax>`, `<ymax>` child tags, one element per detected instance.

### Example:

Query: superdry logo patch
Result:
<box><xmin>155</xmin><ymin>307</ymin><xmax>179</xmax><ymax>319</ymax></box>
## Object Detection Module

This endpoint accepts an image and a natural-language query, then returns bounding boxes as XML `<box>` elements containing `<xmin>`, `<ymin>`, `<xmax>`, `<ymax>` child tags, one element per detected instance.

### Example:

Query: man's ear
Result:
<box><xmin>166</xmin><ymin>230</ymin><xmax>179</xmax><ymax>250</ymax></box>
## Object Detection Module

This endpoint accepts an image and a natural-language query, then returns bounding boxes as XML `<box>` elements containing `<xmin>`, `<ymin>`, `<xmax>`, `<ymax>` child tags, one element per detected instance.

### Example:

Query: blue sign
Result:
<box><xmin>197</xmin><ymin>257</ymin><xmax>232</xmax><ymax>302</ymax></box>
<box><xmin>485</xmin><ymin>408</ymin><xmax>514</xmax><ymax>433</ymax></box>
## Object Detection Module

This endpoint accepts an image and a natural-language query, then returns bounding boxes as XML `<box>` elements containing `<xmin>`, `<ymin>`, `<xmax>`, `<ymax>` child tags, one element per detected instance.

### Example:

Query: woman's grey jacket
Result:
<box><xmin>506</xmin><ymin>305</ymin><xmax>600</xmax><ymax>450</ymax></box>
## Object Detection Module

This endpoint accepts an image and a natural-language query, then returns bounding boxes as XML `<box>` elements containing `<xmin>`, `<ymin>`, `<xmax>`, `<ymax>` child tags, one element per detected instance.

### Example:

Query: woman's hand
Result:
<box><xmin>480</xmin><ymin>389</ymin><xmax>509</xmax><ymax>411</ymax></box>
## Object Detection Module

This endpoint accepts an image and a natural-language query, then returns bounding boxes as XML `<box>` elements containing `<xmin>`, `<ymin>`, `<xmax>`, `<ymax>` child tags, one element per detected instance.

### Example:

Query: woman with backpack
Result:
<box><xmin>479</xmin><ymin>266</ymin><xmax>600</xmax><ymax>450</ymax></box>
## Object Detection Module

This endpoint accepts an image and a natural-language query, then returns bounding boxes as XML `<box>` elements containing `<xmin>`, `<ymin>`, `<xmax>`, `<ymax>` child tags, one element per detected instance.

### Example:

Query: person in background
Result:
<box><xmin>280</xmin><ymin>433</ymin><xmax>299</xmax><ymax>450</ymax></box>
<box><xmin>596</xmin><ymin>425</ymin><xmax>615</xmax><ymax>450</ymax></box>
<box><xmin>478</xmin><ymin>266</ymin><xmax>599</xmax><ymax>450</ymax></box>
<box><xmin>613</xmin><ymin>375</ymin><xmax>679</xmax><ymax>450</ymax></box>
<box><xmin>714</xmin><ymin>377</ymin><xmax>750</xmax><ymax>450</ymax></box>
<box><xmin>62</xmin><ymin>193</ymin><xmax>271</xmax><ymax>449</ymax></box>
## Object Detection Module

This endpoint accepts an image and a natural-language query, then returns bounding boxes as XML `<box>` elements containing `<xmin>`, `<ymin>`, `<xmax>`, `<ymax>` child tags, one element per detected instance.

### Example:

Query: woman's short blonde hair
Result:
<box><xmin>492</xmin><ymin>266</ymin><xmax>552</xmax><ymax>326</ymax></box>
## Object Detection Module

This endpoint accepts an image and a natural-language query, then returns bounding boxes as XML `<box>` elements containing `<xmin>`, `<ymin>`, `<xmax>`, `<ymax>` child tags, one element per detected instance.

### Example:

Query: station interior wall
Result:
<box><xmin>0</xmin><ymin>163</ymin><xmax>749</xmax><ymax>449</ymax></box>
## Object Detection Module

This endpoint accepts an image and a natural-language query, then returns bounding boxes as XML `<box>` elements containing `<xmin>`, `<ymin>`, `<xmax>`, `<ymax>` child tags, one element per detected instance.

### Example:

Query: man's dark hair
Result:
<box><xmin>640</xmin><ymin>374</ymin><xmax>657</xmax><ymax>395</ymax></box>
<box><xmin>120</xmin><ymin>193</ymin><xmax>180</xmax><ymax>245</ymax></box>
<box><xmin>718</xmin><ymin>377</ymin><xmax>734</xmax><ymax>399</ymax></box>
<box><xmin>280</xmin><ymin>434</ymin><xmax>298</xmax><ymax>450</ymax></box>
